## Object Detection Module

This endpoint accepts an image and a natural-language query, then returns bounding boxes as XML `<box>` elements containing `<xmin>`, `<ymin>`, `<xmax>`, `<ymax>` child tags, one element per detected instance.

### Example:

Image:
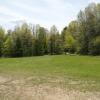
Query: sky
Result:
<box><xmin>0</xmin><ymin>0</ymin><xmax>100</xmax><ymax>31</ymax></box>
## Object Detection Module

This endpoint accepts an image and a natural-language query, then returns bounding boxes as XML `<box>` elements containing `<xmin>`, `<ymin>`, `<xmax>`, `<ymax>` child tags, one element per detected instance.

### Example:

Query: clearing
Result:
<box><xmin>0</xmin><ymin>55</ymin><xmax>100</xmax><ymax>100</ymax></box>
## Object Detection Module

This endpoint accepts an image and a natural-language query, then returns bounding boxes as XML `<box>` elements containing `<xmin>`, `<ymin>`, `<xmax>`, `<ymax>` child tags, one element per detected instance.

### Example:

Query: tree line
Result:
<box><xmin>0</xmin><ymin>3</ymin><xmax>100</xmax><ymax>57</ymax></box>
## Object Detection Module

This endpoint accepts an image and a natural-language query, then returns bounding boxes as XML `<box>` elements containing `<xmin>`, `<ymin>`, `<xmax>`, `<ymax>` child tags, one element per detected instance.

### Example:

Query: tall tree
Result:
<box><xmin>35</xmin><ymin>27</ymin><xmax>47</xmax><ymax>56</ymax></box>
<box><xmin>55</xmin><ymin>33</ymin><xmax>63</xmax><ymax>54</ymax></box>
<box><xmin>20</xmin><ymin>23</ymin><xmax>33</xmax><ymax>56</ymax></box>
<box><xmin>49</xmin><ymin>25</ymin><xmax>58</xmax><ymax>55</ymax></box>
<box><xmin>0</xmin><ymin>27</ymin><xmax>5</xmax><ymax>57</ymax></box>
<box><xmin>11</xmin><ymin>27</ymin><xmax>23</xmax><ymax>57</ymax></box>
<box><xmin>2</xmin><ymin>36</ymin><xmax>13</xmax><ymax>57</ymax></box>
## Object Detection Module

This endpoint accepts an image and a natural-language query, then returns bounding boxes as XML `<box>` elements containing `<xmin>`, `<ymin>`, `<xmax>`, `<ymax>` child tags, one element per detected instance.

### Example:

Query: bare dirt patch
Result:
<box><xmin>0</xmin><ymin>76</ymin><xmax>11</xmax><ymax>84</ymax></box>
<box><xmin>0</xmin><ymin>75</ymin><xmax>100</xmax><ymax>100</ymax></box>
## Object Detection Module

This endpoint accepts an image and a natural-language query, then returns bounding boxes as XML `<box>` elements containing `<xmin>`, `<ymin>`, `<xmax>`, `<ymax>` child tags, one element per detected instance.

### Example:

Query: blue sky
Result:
<box><xmin>0</xmin><ymin>0</ymin><xmax>100</xmax><ymax>31</ymax></box>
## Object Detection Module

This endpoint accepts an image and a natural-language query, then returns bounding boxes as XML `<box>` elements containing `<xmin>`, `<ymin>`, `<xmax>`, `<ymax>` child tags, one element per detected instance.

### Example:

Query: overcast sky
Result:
<box><xmin>0</xmin><ymin>0</ymin><xmax>100</xmax><ymax>31</ymax></box>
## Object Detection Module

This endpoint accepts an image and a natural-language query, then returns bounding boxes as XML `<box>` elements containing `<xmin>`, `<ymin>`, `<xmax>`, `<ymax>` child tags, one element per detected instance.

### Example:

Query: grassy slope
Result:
<box><xmin>0</xmin><ymin>55</ymin><xmax>100</xmax><ymax>91</ymax></box>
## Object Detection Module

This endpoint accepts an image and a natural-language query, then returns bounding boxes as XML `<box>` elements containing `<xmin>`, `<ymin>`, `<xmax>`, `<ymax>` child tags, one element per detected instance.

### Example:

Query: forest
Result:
<box><xmin>0</xmin><ymin>3</ymin><xmax>100</xmax><ymax>57</ymax></box>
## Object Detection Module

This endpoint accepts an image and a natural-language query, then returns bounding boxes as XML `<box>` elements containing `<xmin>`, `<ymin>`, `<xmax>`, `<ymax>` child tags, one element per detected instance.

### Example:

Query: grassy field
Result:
<box><xmin>0</xmin><ymin>55</ymin><xmax>100</xmax><ymax>79</ymax></box>
<box><xmin>0</xmin><ymin>55</ymin><xmax>100</xmax><ymax>91</ymax></box>
<box><xmin>0</xmin><ymin>55</ymin><xmax>100</xmax><ymax>100</ymax></box>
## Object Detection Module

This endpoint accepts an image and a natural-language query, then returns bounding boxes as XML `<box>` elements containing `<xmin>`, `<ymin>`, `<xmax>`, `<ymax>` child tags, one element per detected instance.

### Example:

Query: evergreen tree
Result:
<box><xmin>0</xmin><ymin>27</ymin><xmax>5</xmax><ymax>57</ymax></box>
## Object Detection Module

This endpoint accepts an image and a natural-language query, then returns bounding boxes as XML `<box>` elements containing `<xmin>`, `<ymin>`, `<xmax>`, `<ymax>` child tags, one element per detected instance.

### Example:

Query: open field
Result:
<box><xmin>0</xmin><ymin>55</ymin><xmax>100</xmax><ymax>100</ymax></box>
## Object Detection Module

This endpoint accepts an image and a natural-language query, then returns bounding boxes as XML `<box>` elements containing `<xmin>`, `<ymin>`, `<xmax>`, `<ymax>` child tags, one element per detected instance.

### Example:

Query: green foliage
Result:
<box><xmin>67</xmin><ymin>21</ymin><xmax>79</xmax><ymax>38</ymax></box>
<box><xmin>76</xmin><ymin>3</ymin><xmax>100</xmax><ymax>55</ymax></box>
<box><xmin>61</xmin><ymin>28</ymin><xmax>76</xmax><ymax>53</ymax></box>
<box><xmin>61</xmin><ymin>27</ymin><xmax>67</xmax><ymax>43</ymax></box>
<box><xmin>20</xmin><ymin>23</ymin><xmax>33</xmax><ymax>57</ymax></box>
<box><xmin>36</xmin><ymin>27</ymin><xmax>47</xmax><ymax>55</ymax></box>
<box><xmin>0</xmin><ymin>3</ymin><xmax>100</xmax><ymax>57</ymax></box>
<box><xmin>55</xmin><ymin>34</ymin><xmax>63</xmax><ymax>54</ymax></box>
<box><xmin>48</xmin><ymin>25</ymin><xmax>59</xmax><ymax>55</ymax></box>
<box><xmin>89</xmin><ymin>36</ymin><xmax>100</xmax><ymax>55</ymax></box>
<box><xmin>0</xmin><ymin>27</ymin><xmax>5</xmax><ymax>57</ymax></box>
<box><xmin>2</xmin><ymin>36</ymin><xmax>13</xmax><ymax>57</ymax></box>
<box><xmin>12</xmin><ymin>27</ymin><xmax>23</xmax><ymax>57</ymax></box>
<box><xmin>48</xmin><ymin>34</ymin><xmax>56</xmax><ymax>55</ymax></box>
<box><xmin>65</xmin><ymin>32</ymin><xmax>76</xmax><ymax>51</ymax></box>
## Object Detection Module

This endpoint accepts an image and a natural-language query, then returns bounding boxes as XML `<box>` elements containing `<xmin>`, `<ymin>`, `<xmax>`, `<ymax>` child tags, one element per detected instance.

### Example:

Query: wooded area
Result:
<box><xmin>0</xmin><ymin>3</ymin><xmax>100</xmax><ymax>57</ymax></box>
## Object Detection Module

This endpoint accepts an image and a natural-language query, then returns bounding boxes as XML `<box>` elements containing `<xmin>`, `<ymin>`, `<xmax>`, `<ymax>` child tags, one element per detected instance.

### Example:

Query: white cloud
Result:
<box><xmin>89</xmin><ymin>0</ymin><xmax>100</xmax><ymax>3</ymax></box>
<box><xmin>0</xmin><ymin>5</ymin><xmax>27</xmax><ymax>20</ymax></box>
<box><xmin>6</xmin><ymin>0</ymin><xmax>77</xmax><ymax>31</ymax></box>
<box><xmin>1</xmin><ymin>0</ymin><xmax>99</xmax><ymax>31</ymax></box>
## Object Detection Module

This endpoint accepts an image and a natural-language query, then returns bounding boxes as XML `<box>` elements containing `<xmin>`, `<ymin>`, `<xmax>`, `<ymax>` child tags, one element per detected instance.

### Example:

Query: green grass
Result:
<box><xmin>0</xmin><ymin>55</ymin><xmax>100</xmax><ymax>91</ymax></box>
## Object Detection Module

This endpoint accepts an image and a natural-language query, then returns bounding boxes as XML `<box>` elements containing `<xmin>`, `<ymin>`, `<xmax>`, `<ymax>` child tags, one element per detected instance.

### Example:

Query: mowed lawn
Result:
<box><xmin>0</xmin><ymin>55</ymin><xmax>100</xmax><ymax>91</ymax></box>
<box><xmin>0</xmin><ymin>55</ymin><xmax>100</xmax><ymax>79</ymax></box>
